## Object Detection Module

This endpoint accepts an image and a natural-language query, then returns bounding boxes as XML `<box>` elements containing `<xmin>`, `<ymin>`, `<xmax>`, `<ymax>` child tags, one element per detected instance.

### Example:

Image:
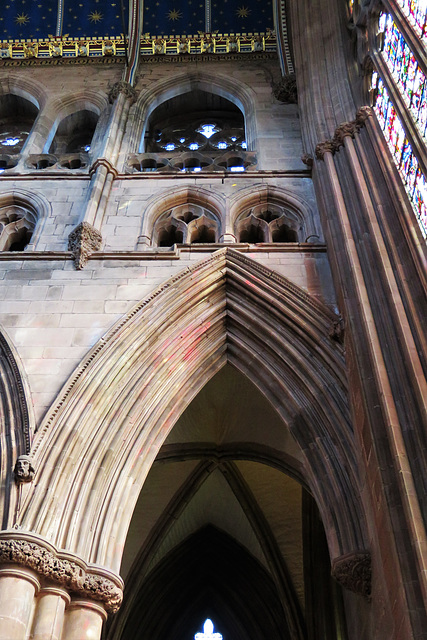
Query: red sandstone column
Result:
<box><xmin>0</xmin><ymin>566</ymin><xmax>40</xmax><ymax>640</ymax></box>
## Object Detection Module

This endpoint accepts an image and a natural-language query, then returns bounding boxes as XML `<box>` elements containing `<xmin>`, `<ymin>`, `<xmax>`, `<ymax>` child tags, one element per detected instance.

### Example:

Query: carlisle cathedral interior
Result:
<box><xmin>0</xmin><ymin>0</ymin><xmax>426</xmax><ymax>638</ymax></box>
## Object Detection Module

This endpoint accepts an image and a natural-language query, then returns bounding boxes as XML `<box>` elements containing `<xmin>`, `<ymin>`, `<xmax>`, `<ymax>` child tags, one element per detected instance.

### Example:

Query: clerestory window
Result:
<box><xmin>362</xmin><ymin>0</ymin><xmax>427</xmax><ymax>238</ymax></box>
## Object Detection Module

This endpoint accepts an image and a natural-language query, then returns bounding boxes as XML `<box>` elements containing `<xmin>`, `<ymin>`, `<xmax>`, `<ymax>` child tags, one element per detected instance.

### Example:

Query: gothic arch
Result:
<box><xmin>0</xmin><ymin>328</ymin><xmax>34</xmax><ymax>529</ymax></box>
<box><xmin>19</xmin><ymin>249</ymin><xmax>366</xmax><ymax>572</ymax></box>
<box><xmin>42</xmin><ymin>93</ymin><xmax>108</xmax><ymax>154</ymax></box>
<box><xmin>137</xmin><ymin>185</ymin><xmax>226</xmax><ymax>247</ymax></box>
<box><xmin>129</xmin><ymin>71</ymin><xmax>257</xmax><ymax>154</ymax></box>
<box><xmin>0</xmin><ymin>74</ymin><xmax>45</xmax><ymax>110</ymax></box>
<box><xmin>229</xmin><ymin>183</ymin><xmax>321</xmax><ymax>241</ymax></box>
<box><xmin>0</xmin><ymin>189</ymin><xmax>50</xmax><ymax>249</ymax></box>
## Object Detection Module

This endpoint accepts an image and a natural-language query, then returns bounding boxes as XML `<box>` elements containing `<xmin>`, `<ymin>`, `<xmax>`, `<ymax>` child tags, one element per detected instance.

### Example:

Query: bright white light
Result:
<box><xmin>189</xmin><ymin>143</ymin><xmax>199</xmax><ymax>150</ymax></box>
<box><xmin>195</xmin><ymin>619</ymin><xmax>223</xmax><ymax>640</ymax></box>
<box><xmin>1</xmin><ymin>137</ymin><xmax>20</xmax><ymax>146</ymax></box>
<box><xmin>180</xmin><ymin>138</ymin><xmax>186</xmax><ymax>143</ymax></box>
<box><xmin>217</xmin><ymin>142</ymin><xmax>227</xmax><ymax>149</ymax></box>
<box><xmin>198</xmin><ymin>124</ymin><xmax>217</xmax><ymax>139</ymax></box>
<box><xmin>231</xmin><ymin>136</ymin><xmax>237</xmax><ymax>142</ymax></box>
<box><xmin>165</xmin><ymin>143</ymin><xmax>175</xmax><ymax>151</ymax></box>
<box><xmin>191</xmin><ymin>166</ymin><xmax>202</xmax><ymax>172</ymax></box>
<box><xmin>83</xmin><ymin>145</ymin><xmax>91</xmax><ymax>152</ymax></box>
<box><xmin>241</xmin><ymin>141</ymin><xmax>247</xmax><ymax>149</ymax></box>
<box><xmin>230</xmin><ymin>166</ymin><xmax>245</xmax><ymax>172</ymax></box>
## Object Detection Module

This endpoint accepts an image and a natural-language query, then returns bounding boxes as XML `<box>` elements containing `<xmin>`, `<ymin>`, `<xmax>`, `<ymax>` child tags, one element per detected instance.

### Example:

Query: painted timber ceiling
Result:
<box><xmin>1</xmin><ymin>0</ymin><xmax>273</xmax><ymax>41</ymax></box>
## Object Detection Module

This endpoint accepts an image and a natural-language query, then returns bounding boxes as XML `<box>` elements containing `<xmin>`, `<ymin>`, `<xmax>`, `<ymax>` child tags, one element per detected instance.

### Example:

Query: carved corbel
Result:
<box><xmin>301</xmin><ymin>154</ymin><xmax>314</xmax><ymax>168</ymax></box>
<box><xmin>331</xmin><ymin>551</ymin><xmax>371</xmax><ymax>599</ymax></box>
<box><xmin>68</xmin><ymin>222</ymin><xmax>102</xmax><ymax>270</ymax></box>
<box><xmin>355</xmin><ymin>105</ymin><xmax>374</xmax><ymax>129</ymax></box>
<box><xmin>272</xmin><ymin>73</ymin><xmax>298</xmax><ymax>104</ymax></box>
<box><xmin>14</xmin><ymin>455</ymin><xmax>35</xmax><ymax>484</ymax></box>
<box><xmin>108</xmin><ymin>80</ymin><xmax>138</xmax><ymax>105</ymax></box>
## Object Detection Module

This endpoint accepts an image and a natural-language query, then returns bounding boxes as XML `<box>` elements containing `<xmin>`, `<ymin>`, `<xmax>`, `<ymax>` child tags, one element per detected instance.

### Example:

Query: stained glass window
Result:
<box><xmin>371</xmin><ymin>72</ymin><xmax>427</xmax><ymax>237</ymax></box>
<box><xmin>378</xmin><ymin>13</ymin><xmax>427</xmax><ymax>139</ymax></box>
<box><xmin>396</xmin><ymin>0</ymin><xmax>427</xmax><ymax>39</ymax></box>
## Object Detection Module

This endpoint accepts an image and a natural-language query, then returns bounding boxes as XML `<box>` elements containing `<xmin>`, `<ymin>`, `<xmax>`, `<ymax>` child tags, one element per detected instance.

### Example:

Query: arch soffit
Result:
<box><xmin>134</xmin><ymin>71</ymin><xmax>257</xmax><ymax>150</ymax></box>
<box><xmin>0</xmin><ymin>189</ymin><xmax>51</xmax><ymax>248</ymax></box>
<box><xmin>0</xmin><ymin>75</ymin><xmax>46</xmax><ymax>110</ymax></box>
<box><xmin>141</xmin><ymin>185</ymin><xmax>226</xmax><ymax>237</ymax></box>
<box><xmin>19</xmin><ymin>249</ymin><xmax>362</xmax><ymax>567</ymax></box>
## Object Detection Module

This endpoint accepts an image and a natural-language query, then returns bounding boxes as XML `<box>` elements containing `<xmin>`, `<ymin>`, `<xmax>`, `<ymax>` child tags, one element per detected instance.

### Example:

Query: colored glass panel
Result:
<box><xmin>396</xmin><ymin>0</ymin><xmax>427</xmax><ymax>39</ymax></box>
<box><xmin>378</xmin><ymin>13</ymin><xmax>427</xmax><ymax>140</ymax></box>
<box><xmin>372</xmin><ymin>72</ymin><xmax>427</xmax><ymax>237</ymax></box>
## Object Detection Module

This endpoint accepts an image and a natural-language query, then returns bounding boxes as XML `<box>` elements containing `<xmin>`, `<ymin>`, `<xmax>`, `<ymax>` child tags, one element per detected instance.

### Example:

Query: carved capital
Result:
<box><xmin>14</xmin><ymin>455</ymin><xmax>35</xmax><ymax>484</ymax></box>
<box><xmin>315</xmin><ymin>141</ymin><xmax>336</xmax><ymax>160</ymax></box>
<box><xmin>0</xmin><ymin>532</ymin><xmax>123</xmax><ymax>613</ymax></box>
<box><xmin>68</xmin><ymin>222</ymin><xmax>102</xmax><ymax>270</ymax></box>
<box><xmin>332</xmin><ymin>551</ymin><xmax>371</xmax><ymax>599</ymax></box>
<box><xmin>333</xmin><ymin>121</ymin><xmax>358</xmax><ymax>149</ymax></box>
<box><xmin>355</xmin><ymin>106</ymin><xmax>374</xmax><ymax>128</ymax></box>
<box><xmin>301</xmin><ymin>154</ymin><xmax>313</xmax><ymax>168</ymax></box>
<box><xmin>108</xmin><ymin>81</ymin><xmax>137</xmax><ymax>104</ymax></box>
<box><xmin>272</xmin><ymin>73</ymin><xmax>298</xmax><ymax>104</ymax></box>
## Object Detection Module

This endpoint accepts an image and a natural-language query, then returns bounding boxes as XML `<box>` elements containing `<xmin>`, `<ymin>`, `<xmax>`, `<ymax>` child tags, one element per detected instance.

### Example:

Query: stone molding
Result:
<box><xmin>108</xmin><ymin>81</ymin><xmax>138</xmax><ymax>105</ymax></box>
<box><xmin>89</xmin><ymin>158</ymin><xmax>118</xmax><ymax>178</ymax></box>
<box><xmin>331</xmin><ymin>551</ymin><xmax>371</xmax><ymax>599</ymax></box>
<box><xmin>0</xmin><ymin>532</ymin><xmax>123</xmax><ymax>613</ymax></box>
<box><xmin>315</xmin><ymin>107</ymin><xmax>374</xmax><ymax>159</ymax></box>
<box><xmin>301</xmin><ymin>154</ymin><xmax>313</xmax><ymax>167</ymax></box>
<box><xmin>68</xmin><ymin>222</ymin><xmax>103</xmax><ymax>270</ymax></box>
<box><xmin>0</xmin><ymin>332</ymin><xmax>31</xmax><ymax>453</ymax></box>
<box><xmin>272</xmin><ymin>73</ymin><xmax>298</xmax><ymax>103</ymax></box>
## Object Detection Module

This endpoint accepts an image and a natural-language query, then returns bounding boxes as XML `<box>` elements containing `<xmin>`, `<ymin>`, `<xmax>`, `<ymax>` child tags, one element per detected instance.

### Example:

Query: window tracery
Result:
<box><xmin>49</xmin><ymin>109</ymin><xmax>98</xmax><ymax>155</ymax></box>
<box><xmin>153</xmin><ymin>205</ymin><xmax>220</xmax><ymax>247</ymax></box>
<box><xmin>0</xmin><ymin>205</ymin><xmax>37</xmax><ymax>251</ymax></box>
<box><xmin>236</xmin><ymin>204</ymin><xmax>300</xmax><ymax>243</ymax></box>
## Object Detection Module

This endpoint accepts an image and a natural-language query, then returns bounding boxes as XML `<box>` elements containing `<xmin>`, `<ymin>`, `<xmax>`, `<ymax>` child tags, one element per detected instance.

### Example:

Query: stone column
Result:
<box><xmin>31</xmin><ymin>587</ymin><xmax>70</xmax><ymax>640</ymax></box>
<box><xmin>68</xmin><ymin>81</ymin><xmax>137</xmax><ymax>269</ymax></box>
<box><xmin>62</xmin><ymin>600</ymin><xmax>107</xmax><ymax>640</ymax></box>
<box><xmin>0</xmin><ymin>565</ymin><xmax>40</xmax><ymax>640</ymax></box>
<box><xmin>0</xmin><ymin>531</ymin><xmax>123</xmax><ymax>640</ymax></box>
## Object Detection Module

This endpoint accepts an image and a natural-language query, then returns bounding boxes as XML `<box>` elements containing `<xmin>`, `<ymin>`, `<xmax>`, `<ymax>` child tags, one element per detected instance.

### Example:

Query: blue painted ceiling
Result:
<box><xmin>1</xmin><ymin>0</ymin><xmax>273</xmax><ymax>41</ymax></box>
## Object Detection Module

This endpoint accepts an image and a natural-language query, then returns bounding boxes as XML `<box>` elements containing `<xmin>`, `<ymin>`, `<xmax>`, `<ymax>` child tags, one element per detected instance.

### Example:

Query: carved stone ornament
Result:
<box><xmin>68</xmin><ymin>222</ymin><xmax>102</xmax><ymax>270</ymax></box>
<box><xmin>315</xmin><ymin>107</ymin><xmax>374</xmax><ymax>160</ymax></box>
<box><xmin>315</xmin><ymin>141</ymin><xmax>336</xmax><ymax>160</ymax></box>
<box><xmin>108</xmin><ymin>80</ymin><xmax>138</xmax><ymax>105</ymax></box>
<box><xmin>331</xmin><ymin>551</ymin><xmax>371</xmax><ymax>599</ymax></box>
<box><xmin>0</xmin><ymin>533</ymin><xmax>123</xmax><ymax>613</ymax></box>
<box><xmin>301</xmin><ymin>154</ymin><xmax>314</xmax><ymax>168</ymax></box>
<box><xmin>356</xmin><ymin>106</ymin><xmax>374</xmax><ymax>127</ymax></box>
<box><xmin>14</xmin><ymin>455</ymin><xmax>35</xmax><ymax>484</ymax></box>
<box><xmin>272</xmin><ymin>73</ymin><xmax>298</xmax><ymax>104</ymax></box>
<box><xmin>333</xmin><ymin>121</ymin><xmax>358</xmax><ymax>149</ymax></box>
<box><xmin>329</xmin><ymin>317</ymin><xmax>345</xmax><ymax>343</ymax></box>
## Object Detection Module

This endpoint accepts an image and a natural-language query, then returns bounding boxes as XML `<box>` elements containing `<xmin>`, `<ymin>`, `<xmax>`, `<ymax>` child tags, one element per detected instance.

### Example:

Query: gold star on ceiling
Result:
<box><xmin>15</xmin><ymin>13</ymin><xmax>29</xmax><ymax>24</ymax></box>
<box><xmin>88</xmin><ymin>10</ymin><xmax>103</xmax><ymax>23</ymax></box>
<box><xmin>236</xmin><ymin>6</ymin><xmax>251</xmax><ymax>17</ymax></box>
<box><xmin>167</xmin><ymin>8</ymin><xmax>182</xmax><ymax>21</ymax></box>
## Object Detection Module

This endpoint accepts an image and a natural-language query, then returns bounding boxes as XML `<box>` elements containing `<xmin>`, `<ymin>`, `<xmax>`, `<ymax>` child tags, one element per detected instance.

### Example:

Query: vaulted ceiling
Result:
<box><xmin>2</xmin><ymin>0</ymin><xmax>273</xmax><ymax>41</ymax></box>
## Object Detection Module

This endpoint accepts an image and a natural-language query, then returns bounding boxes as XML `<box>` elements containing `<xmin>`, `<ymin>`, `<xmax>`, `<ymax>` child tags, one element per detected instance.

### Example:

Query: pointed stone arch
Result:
<box><xmin>20</xmin><ymin>249</ymin><xmax>366</xmax><ymax>572</ymax></box>
<box><xmin>0</xmin><ymin>329</ymin><xmax>34</xmax><ymax>529</ymax></box>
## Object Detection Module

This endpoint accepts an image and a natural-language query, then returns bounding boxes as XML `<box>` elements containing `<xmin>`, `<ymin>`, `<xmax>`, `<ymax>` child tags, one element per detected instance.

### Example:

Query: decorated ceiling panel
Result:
<box><xmin>1</xmin><ymin>0</ymin><xmax>272</xmax><ymax>41</ymax></box>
